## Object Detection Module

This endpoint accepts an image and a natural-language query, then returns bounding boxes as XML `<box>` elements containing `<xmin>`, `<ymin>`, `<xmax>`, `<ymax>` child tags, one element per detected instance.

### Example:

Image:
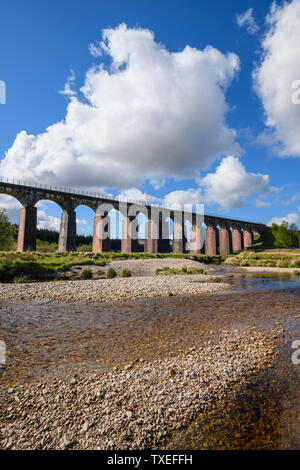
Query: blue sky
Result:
<box><xmin>1</xmin><ymin>0</ymin><xmax>300</xmax><ymax>234</ymax></box>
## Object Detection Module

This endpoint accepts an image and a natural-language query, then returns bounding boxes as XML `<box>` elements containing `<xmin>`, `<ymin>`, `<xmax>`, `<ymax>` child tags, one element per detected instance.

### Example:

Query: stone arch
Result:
<box><xmin>75</xmin><ymin>203</ymin><xmax>97</xmax><ymax>252</ymax></box>
<box><xmin>0</xmin><ymin>188</ymin><xmax>29</xmax><ymax>208</ymax></box>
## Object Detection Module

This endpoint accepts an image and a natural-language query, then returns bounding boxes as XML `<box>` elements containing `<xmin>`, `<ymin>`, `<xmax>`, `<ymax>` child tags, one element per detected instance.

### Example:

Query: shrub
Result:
<box><xmin>0</xmin><ymin>209</ymin><xmax>17</xmax><ymax>250</ymax></box>
<box><xmin>96</xmin><ymin>269</ymin><xmax>105</xmax><ymax>276</ymax></box>
<box><xmin>13</xmin><ymin>275</ymin><xmax>30</xmax><ymax>283</ymax></box>
<box><xmin>77</xmin><ymin>244</ymin><xmax>93</xmax><ymax>252</ymax></box>
<box><xmin>107</xmin><ymin>268</ymin><xmax>117</xmax><ymax>279</ymax></box>
<box><xmin>36</xmin><ymin>240</ymin><xmax>58</xmax><ymax>253</ymax></box>
<box><xmin>121</xmin><ymin>268</ymin><xmax>131</xmax><ymax>278</ymax></box>
<box><xmin>80</xmin><ymin>268</ymin><xmax>93</xmax><ymax>280</ymax></box>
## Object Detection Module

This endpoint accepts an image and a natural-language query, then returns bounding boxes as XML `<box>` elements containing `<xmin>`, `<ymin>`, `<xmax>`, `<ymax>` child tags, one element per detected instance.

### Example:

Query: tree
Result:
<box><xmin>0</xmin><ymin>209</ymin><xmax>17</xmax><ymax>250</ymax></box>
<box><xmin>271</xmin><ymin>222</ymin><xmax>299</xmax><ymax>248</ymax></box>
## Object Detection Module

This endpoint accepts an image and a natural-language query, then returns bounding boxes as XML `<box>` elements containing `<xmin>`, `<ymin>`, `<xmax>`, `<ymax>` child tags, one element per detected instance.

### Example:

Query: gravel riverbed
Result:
<box><xmin>0</xmin><ymin>328</ymin><xmax>278</xmax><ymax>450</ymax></box>
<box><xmin>0</xmin><ymin>274</ymin><xmax>230</xmax><ymax>303</ymax></box>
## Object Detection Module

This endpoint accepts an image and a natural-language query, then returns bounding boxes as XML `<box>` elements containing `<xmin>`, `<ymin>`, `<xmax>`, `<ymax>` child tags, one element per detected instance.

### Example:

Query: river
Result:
<box><xmin>1</xmin><ymin>268</ymin><xmax>300</xmax><ymax>449</ymax></box>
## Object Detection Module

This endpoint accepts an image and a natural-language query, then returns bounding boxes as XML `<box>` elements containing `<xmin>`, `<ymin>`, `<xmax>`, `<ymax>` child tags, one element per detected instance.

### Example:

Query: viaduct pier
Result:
<box><xmin>0</xmin><ymin>179</ymin><xmax>266</xmax><ymax>255</ymax></box>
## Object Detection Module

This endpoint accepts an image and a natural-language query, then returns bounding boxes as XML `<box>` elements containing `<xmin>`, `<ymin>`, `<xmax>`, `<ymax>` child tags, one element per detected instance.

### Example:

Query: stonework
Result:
<box><xmin>0</xmin><ymin>181</ymin><xmax>265</xmax><ymax>254</ymax></box>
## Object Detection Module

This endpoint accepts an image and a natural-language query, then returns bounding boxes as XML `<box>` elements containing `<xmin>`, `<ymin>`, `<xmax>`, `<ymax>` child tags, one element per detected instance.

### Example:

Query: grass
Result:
<box><xmin>155</xmin><ymin>266</ymin><xmax>207</xmax><ymax>275</ymax></box>
<box><xmin>121</xmin><ymin>268</ymin><xmax>132</xmax><ymax>278</ymax></box>
<box><xmin>80</xmin><ymin>268</ymin><xmax>93</xmax><ymax>280</ymax></box>
<box><xmin>96</xmin><ymin>269</ymin><xmax>105</xmax><ymax>276</ymax></box>
<box><xmin>224</xmin><ymin>247</ymin><xmax>300</xmax><ymax>269</ymax></box>
<box><xmin>107</xmin><ymin>268</ymin><xmax>117</xmax><ymax>279</ymax></box>
<box><xmin>0</xmin><ymin>251</ymin><xmax>221</xmax><ymax>282</ymax></box>
<box><xmin>2</xmin><ymin>245</ymin><xmax>299</xmax><ymax>283</ymax></box>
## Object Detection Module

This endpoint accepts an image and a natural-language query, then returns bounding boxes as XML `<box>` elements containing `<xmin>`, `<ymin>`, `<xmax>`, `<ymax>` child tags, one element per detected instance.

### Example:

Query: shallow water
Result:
<box><xmin>1</xmin><ymin>271</ymin><xmax>300</xmax><ymax>449</ymax></box>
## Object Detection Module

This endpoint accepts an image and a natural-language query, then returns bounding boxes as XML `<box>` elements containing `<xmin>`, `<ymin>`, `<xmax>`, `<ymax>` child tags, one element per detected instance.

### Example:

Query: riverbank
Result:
<box><xmin>0</xmin><ymin>328</ymin><xmax>278</xmax><ymax>450</ymax></box>
<box><xmin>0</xmin><ymin>259</ymin><xmax>231</xmax><ymax>302</ymax></box>
<box><xmin>0</xmin><ymin>273</ymin><xmax>230</xmax><ymax>302</ymax></box>
<box><xmin>0</xmin><ymin>252</ymin><xmax>220</xmax><ymax>282</ymax></box>
<box><xmin>1</xmin><ymin>273</ymin><xmax>300</xmax><ymax>449</ymax></box>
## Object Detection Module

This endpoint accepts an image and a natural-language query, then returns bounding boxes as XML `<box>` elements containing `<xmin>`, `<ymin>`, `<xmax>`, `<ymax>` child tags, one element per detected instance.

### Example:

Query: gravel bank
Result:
<box><xmin>106</xmin><ymin>259</ymin><xmax>210</xmax><ymax>276</ymax></box>
<box><xmin>62</xmin><ymin>258</ymin><xmax>211</xmax><ymax>280</ymax></box>
<box><xmin>0</xmin><ymin>274</ymin><xmax>230</xmax><ymax>302</ymax></box>
<box><xmin>0</xmin><ymin>328</ymin><xmax>278</xmax><ymax>450</ymax></box>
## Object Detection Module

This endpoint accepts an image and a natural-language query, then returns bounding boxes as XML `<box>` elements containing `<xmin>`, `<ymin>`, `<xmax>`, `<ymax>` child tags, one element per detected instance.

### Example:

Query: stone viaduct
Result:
<box><xmin>0</xmin><ymin>179</ymin><xmax>266</xmax><ymax>255</ymax></box>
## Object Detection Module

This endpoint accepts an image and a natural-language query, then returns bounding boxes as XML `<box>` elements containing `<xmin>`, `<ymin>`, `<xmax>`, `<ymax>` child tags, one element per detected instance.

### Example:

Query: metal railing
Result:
<box><xmin>0</xmin><ymin>176</ymin><xmax>264</xmax><ymax>225</ymax></box>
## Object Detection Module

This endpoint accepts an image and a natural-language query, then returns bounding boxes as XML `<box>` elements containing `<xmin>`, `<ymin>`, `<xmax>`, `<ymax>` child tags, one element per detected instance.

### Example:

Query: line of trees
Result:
<box><xmin>261</xmin><ymin>222</ymin><xmax>300</xmax><ymax>248</ymax></box>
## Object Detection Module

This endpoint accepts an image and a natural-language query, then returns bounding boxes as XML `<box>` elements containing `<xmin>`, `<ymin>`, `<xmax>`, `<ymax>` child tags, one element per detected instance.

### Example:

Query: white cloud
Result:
<box><xmin>0</xmin><ymin>194</ymin><xmax>22</xmax><ymax>224</ymax></box>
<box><xmin>254</xmin><ymin>0</ymin><xmax>300</xmax><ymax>156</ymax></box>
<box><xmin>37</xmin><ymin>209</ymin><xmax>87</xmax><ymax>232</ymax></box>
<box><xmin>59</xmin><ymin>69</ymin><xmax>76</xmax><ymax>97</ymax></box>
<box><xmin>163</xmin><ymin>188</ymin><xmax>202</xmax><ymax>209</ymax></box>
<box><xmin>236</xmin><ymin>8</ymin><xmax>259</xmax><ymax>35</ymax></box>
<box><xmin>268</xmin><ymin>212</ymin><xmax>299</xmax><ymax>226</ymax></box>
<box><xmin>162</xmin><ymin>156</ymin><xmax>273</xmax><ymax>210</ymax></box>
<box><xmin>0</xmin><ymin>194</ymin><xmax>22</xmax><ymax>211</ymax></box>
<box><xmin>200</xmin><ymin>155</ymin><xmax>271</xmax><ymax>209</ymax></box>
<box><xmin>37</xmin><ymin>210</ymin><xmax>61</xmax><ymax>231</ymax></box>
<box><xmin>118</xmin><ymin>188</ymin><xmax>160</xmax><ymax>204</ymax></box>
<box><xmin>0</xmin><ymin>24</ymin><xmax>240</xmax><ymax>189</ymax></box>
<box><xmin>89</xmin><ymin>41</ymin><xmax>102</xmax><ymax>58</ymax></box>
<box><xmin>149</xmin><ymin>179</ymin><xmax>166</xmax><ymax>190</ymax></box>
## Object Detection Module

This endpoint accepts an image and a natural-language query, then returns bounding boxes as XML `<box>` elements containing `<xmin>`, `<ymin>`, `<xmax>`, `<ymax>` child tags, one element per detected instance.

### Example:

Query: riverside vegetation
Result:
<box><xmin>1</xmin><ymin>209</ymin><xmax>300</xmax><ymax>282</ymax></box>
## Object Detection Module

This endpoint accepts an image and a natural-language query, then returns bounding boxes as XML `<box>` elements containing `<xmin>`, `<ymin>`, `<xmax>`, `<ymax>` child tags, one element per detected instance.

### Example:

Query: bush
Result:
<box><xmin>0</xmin><ymin>209</ymin><xmax>17</xmax><ymax>250</ymax></box>
<box><xmin>36</xmin><ymin>240</ymin><xmax>58</xmax><ymax>253</ymax></box>
<box><xmin>107</xmin><ymin>268</ymin><xmax>117</xmax><ymax>279</ymax></box>
<box><xmin>77</xmin><ymin>244</ymin><xmax>93</xmax><ymax>252</ymax></box>
<box><xmin>13</xmin><ymin>275</ymin><xmax>30</xmax><ymax>283</ymax></box>
<box><xmin>80</xmin><ymin>268</ymin><xmax>93</xmax><ymax>280</ymax></box>
<box><xmin>96</xmin><ymin>269</ymin><xmax>105</xmax><ymax>276</ymax></box>
<box><xmin>0</xmin><ymin>259</ymin><xmax>51</xmax><ymax>282</ymax></box>
<box><xmin>121</xmin><ymin>268</ymin><xmax>131</xmax><ymax>278</ymax></box>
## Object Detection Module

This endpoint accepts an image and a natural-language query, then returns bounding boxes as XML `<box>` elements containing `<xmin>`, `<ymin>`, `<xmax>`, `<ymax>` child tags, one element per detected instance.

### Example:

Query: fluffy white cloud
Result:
<box><xmin>37</xmin><ymin>209</ymin><xmax>87</xmax><ymax>232</ymax></box>
<box><xmin>0</xmin><ymin>194</ymin><xmax>22</xmax><ymax>224</ymax></box>
<box><xmin>0</xmin><ymin>24</ymin><xmax>240</xmax><ymax>189</ymax></box>
<box><xmin>37</xmin><ymin>210</ymin><xmax>61</xmax><ymax>231</ymax></box>
<box><xmin>236</xmin><ymin>8</ymin><xmax>259</xmax><ymax>35</ymax></box>
<box><xmin>163</xmin><ymin>188</ymin><xmax>202</xmax><ymax>209</ymax></box>
<box><xmin>200</xmin><ymin>156</ymin><xmax>271</xmax><ymax>209</ymax></box>
<box><xmin>254</xmin><ymin>0</ymin><xmax>300</xmax><ymax>156</ymax></box>
<box><xmin>118</xmin><ymin>188</ymin><xmax>160</xmax><ymax>204</ymax></box>
<box><xmin>268</xmin><ymin>213</ymin><xmax>299</xmax><ymax>226</ymax></box>
<box><xmin>162</xmin><ymin>156</ymin><xmax>272</xmax><ymax>210</ymax></box>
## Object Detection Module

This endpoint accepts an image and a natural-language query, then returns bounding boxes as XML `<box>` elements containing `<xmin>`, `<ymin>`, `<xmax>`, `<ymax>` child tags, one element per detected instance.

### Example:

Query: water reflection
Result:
<box><xmin>220</xmin><ymin>272</ymin><xmax>300</xmax><ymax>294</ymax></box>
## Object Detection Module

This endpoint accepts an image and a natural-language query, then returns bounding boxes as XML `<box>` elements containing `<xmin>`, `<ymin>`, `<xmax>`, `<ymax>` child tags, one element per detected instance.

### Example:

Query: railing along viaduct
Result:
<box><xmin>0</xmin><ymin>179</ymin><xmax>266</xmax><ymax>255</ymax></box>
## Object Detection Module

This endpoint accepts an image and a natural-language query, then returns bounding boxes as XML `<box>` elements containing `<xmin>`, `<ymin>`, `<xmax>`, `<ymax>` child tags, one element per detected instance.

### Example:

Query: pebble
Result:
<box><xmin>0</xmin><ymin>329</ymin><xmax>278</xmax><ymax>450</ymax></box>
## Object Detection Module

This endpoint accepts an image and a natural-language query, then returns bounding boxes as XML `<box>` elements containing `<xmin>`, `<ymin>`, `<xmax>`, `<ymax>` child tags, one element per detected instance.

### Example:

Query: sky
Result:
<box><xmin>1</xmin><ymin>0</ymin><xmax>300</xmax><ymax>235</ymax></box>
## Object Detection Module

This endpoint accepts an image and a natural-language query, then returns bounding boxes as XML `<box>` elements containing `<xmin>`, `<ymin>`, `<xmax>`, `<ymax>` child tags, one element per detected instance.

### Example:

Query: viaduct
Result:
<box><xmin>0</xmin><ymin>179</ymin><xmax>266</xmax><ymax>255</ymax></box>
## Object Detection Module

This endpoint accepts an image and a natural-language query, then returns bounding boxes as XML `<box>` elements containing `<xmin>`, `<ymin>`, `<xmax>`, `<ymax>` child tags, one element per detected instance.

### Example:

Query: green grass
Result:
<box><xmin>107</xmin><ymin>267</ymin><xmax>117</xmax><ymax>279</ymax></box>
<box><xmin>121</xmin><ymin>268</ymin><xmax>132</xmax><ymax>278</ymax></box>
<box><xmin>80</xmin><ymin>268</ymin><xmax>93</xmax><ymax>280</ymax></box>
<box><xmin>0</xmin><ymin>251</ymin><xmax>221</xmax><ymax>282</ymax></box>
<box><xmin>224</xmin><ymin>248</ymin><xmax>300</xmax><ymax>269</ymax></box>
<box><xmin>155</xmin><ymin>266</ymin><xmax>207</xmax><ymax>275</ymax></box>
<box><xmin>1</xmin><ymin>247</ymin><xmax>300</xmax><ymax>283</ymax></box>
